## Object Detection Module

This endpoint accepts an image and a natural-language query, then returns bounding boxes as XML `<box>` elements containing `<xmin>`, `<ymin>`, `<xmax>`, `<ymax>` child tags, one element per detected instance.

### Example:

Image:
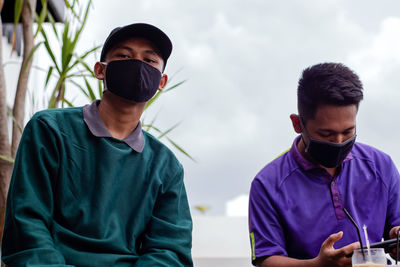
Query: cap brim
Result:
<box><xmin>100</xmin><ymin>23</ymin><xmax>172</xmax><ymax>64</ymax></box>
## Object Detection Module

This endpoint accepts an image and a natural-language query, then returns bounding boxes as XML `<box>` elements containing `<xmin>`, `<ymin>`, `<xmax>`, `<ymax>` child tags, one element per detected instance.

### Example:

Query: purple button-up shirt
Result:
<box><xmin>249</xmin><ymin>136</ymin><xmax>400</xmax><ymax>264</ymax></box>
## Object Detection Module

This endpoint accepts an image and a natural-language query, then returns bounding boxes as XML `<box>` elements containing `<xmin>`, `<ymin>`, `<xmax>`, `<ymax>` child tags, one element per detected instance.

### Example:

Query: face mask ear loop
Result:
<box><xmin>298</xmin><ymin>116</ymin><xmax>305</xmax><ymax>132</ymax></box>
<box><xmin>100</xmin><ymin>62</ymin><xmax>108</xmax><ymax>92</ymax></box>
<box><xmin>299</xmin><ymin>117</ymin><xmax>308</xmax><ymax>150</ymax></box>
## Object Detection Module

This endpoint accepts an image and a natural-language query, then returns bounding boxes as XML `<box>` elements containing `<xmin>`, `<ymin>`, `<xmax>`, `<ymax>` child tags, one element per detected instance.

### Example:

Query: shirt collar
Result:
<box><xmin>83</xmin><ymin>100</ymin><xmax>145</xmax><ymax>153</ymax></box>
<box><xmin>289</xmin><ymin>135</ymin><xmax>353</xmax><ymax>171</ymax></box>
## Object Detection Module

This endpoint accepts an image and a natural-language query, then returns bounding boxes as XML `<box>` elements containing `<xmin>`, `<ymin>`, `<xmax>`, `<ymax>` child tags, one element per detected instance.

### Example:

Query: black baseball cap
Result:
<box><xmin>100</xmin><ymin>23</ymin><xmax>173</xmax><ymax>66</ymax></box>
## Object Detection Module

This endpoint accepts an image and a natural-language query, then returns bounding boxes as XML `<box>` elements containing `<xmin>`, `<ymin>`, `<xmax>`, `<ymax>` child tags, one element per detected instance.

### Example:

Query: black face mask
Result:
<box><xmin>104</xmin><ymin>59</ymin><xmax>162</xmax><ymax>103</ymax></box>
<box><xmin>302</xmin><ymin>128</ymin><xmax>356</xmax><ymax>168</ymax></box>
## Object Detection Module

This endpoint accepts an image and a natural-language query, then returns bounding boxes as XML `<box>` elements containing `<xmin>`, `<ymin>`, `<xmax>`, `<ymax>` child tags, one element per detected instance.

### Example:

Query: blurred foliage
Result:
<box><xmin>40</xmin><ymin>0</ymin><xmax>101</xmax><ymax>108</ymax></box>
<box><xmin>142</xmin><ymin>79</ymin><xmax>195</xmax><ymax>161</ymax></box>
<box><xmin>194</xmin><ymin>205</ymin><xmax>211</xmax><ymax>214</ymax></box>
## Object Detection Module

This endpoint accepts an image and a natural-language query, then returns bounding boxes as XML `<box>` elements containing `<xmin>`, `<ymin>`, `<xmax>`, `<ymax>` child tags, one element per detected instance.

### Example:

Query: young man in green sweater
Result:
<box><xmin>2</xmin><ymin>23</ymin><xmax>193</xmax><ymax>266</ymax></box>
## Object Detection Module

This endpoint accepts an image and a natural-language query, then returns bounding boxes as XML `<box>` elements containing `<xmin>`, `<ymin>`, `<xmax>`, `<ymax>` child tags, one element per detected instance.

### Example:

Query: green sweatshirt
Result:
<box><xmin>2</xmin><ymin>107</ymin><xmax>193</xmax><ymax>266</ymax></box>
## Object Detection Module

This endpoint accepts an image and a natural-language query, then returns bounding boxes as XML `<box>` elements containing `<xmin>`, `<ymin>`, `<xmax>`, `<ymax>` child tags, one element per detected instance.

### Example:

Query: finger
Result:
<box><xmin>336</xmin><ymin>257</ymin><xmax>352</xmax><ymax>267</ymax></box>
<box><xmin>336</xmin><ymin>241</ymin><xmax>360</xmax><ymax>257</ymax></box>
<box><xmin>389</xmin><ymin>226</ymin><xmax>400</xmax><ymax>239</ymax></box>
<box><xmin>322</xmin><ymin>231</ymin><xmax>343</xmax><ymax>249</ymax></box>
<box><xmin>390</xmin><ymin>248</ymin><xmax>400</xmax><ymax>260</ymax></box>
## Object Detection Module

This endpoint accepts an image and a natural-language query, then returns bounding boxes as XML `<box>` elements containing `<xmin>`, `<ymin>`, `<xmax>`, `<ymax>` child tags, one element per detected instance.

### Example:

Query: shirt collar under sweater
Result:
<box><xmin>83</xmin><ymin>100</ymin><xmax>145</xmax><ymax>153</ymax></box>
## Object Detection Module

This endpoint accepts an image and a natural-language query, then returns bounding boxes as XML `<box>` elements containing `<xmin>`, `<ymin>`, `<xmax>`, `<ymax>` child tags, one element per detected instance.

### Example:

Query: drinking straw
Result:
<box><xmin>362</xmin><ymin>224</ymin><xmax>372</xmax><ymax>262</ymax></box>
<box><xmin>343</xmin><ymin>208</ymin><xmax>365</xmax><ymax>260</ymax></box>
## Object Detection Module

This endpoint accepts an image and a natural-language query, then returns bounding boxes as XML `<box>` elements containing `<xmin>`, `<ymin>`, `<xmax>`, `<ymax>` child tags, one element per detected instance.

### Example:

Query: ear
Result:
<box><xmin>94</xmin><ymin>62</ymin><xmax>106</xmax><ymax>80</ymax></box>
<box><xmin>290</xmin><ymin>114</ymin><xmax>303</xmax><ymax>134</ymax></box>
<box><xmin>158</xmin><ymin>74</ymin><xmax>168</xmax><ymax>91</ymax></box>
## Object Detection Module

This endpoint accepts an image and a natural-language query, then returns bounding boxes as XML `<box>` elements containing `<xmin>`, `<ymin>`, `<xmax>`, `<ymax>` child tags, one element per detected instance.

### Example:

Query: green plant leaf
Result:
<box><xmin>21</xmin><ymin>41</ymin><xmax>43</xmax><ymax>76</ymax></box>
<box><xmin>144</xmin><ymin>111</ymin><xmax>161</xmax><ymax>132</ymax></box>
<box><xmin>144</xmin><ymin>90</ymin><xmax>162</xmax><ymax>110</ymax></box>
<box><xmin>68</xmin><ymin>1</ymin><xmax>91</xmax><ymax>65</ymax></box>
<box><xmin>157</xmin><ymin>122</ymin><xmax>181</xmax><ymax>139</ymax></box>
<box><xmin>7</xmin><ymin>109</ymin><xmax>23</xmax><ymax>134</ymax></box>
<box><xmin>34</xmin><ymin>0</ymin><xmax>48</xmax><ymax>38</ymax></box>
<box><xmin>12</xmin><ymin>0</ymin><xmax>24</xmax><ymax>53</ymax></box>
<box><xmin>61</xmin><ymin>21</ymin><xmax>71</xmax><ymax>69</ymax></box>
<box><xmin>69</xmin><ymin>79</ymin><xmax>90</xmax><ymax>98</ymax></box>
<box><xmin>45</xmin><ymin>66</ymin><xmax>54</xmax><ymax>88</ymax></box>
<box><xmin>48</xmin><ymin>78</ymin><xmax>64</xmax><ymax>108</ymax></box>
<box><xmin>64</xmin><ymin>0</ymin><xmax>72</xmax><ymax>9</ymax></box>
<box><xmin>13</xmin><ymin>0</ymin><xmax>24</xmax><ymax>28</ymax></box>
<box><xmin>84</xmin><ymin>77</ymin><xmax>96</xmax><ymax>101</ymax></box>
<box><xmin>164</xmin><ymin>80</ymin><xmax>186</xmax><ymax>93</ymax></box>
<box><xmin>144</xmin><ymin>80</ymin><xmax>186</xmax><ymax>110</ymax></box>
<box><xmin>67</xmin><ymin>46</ymin><xmax>101</xmax><ymax>74</ymax></box>
<box><xmin>47</xmin><ymin>12</ymin><xmax>59</xmax><ymax>39</ymax></box>
<box><xmin>80</xmin><ymin>45</ymin><xmax>101</xmax><ymax>60</ymax></box>
<box><xmin>64</xmin><ymin>0</ymin><xmax>79</xmax><ymax>19</ymax></box>
<box><xmin>194</xmin><ymin>205</ymin><xmax>211</xmax><ymax>213</ymax></box>
<box><xmin>68</xmin><ymin>57</ymin><xmax>93</xmax><ymax>76</ymax></box>
<box><xmin>62</xmin><ymin>97</ymin><xmax>74</xmax><ymax>107</ymax></box>
<box><xmin>40</xmin><ymin>28</ymin><xmax>61</xmax><ymax>73</ymax></box>
<box><xmin>142</xmin><ymin>124</ymin><xmax>163</xmax><ymax>134</ymax></box>
<box><xmin>166</xmin><ymin>137</ymin><xmax>195</xmax><ymax>162</ymax></box>
<box><xmin>0</xmin><ymin>155</ymin><xmax>14</xmax><ymax>164</ymax></box>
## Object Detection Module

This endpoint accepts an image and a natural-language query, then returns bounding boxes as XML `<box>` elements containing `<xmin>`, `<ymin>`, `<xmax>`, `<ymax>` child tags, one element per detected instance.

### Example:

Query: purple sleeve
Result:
<box><xmin>249</xmin><ymin>177</ymin><xmax>287</xmax><ymax>265</ymax></box>
<box><xmin>385</xmin><ymin>160</ymin><xmax>400</xmax><ymax>237</ymax></box>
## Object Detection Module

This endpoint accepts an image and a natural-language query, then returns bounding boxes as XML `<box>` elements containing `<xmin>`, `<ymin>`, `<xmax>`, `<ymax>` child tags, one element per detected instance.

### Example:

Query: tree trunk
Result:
<box><xmin>11</xmin><ymin>0</ymin><xmax>36</xmax><ymax>158</ymax></box>
<box><xmin>0</xmin><ymin>0</ymin><xmax>13</xmax><ymax>244</ymax></box>
<box><xmin>1</xmin><ymin>0</ymin><xmax>37</xmax><ymax>246</ymax></box>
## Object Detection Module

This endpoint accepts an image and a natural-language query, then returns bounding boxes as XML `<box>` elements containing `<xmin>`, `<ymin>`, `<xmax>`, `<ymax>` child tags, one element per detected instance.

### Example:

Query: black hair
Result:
<box><xmin>297</xmin><ymin>62</ymin><xmax>364</xmax><ymax>123</ymax></box>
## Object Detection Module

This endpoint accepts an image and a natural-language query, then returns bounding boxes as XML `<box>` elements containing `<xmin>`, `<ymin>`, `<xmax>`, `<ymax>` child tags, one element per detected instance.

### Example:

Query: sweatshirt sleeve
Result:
<box><xmin>135</xmin><ymin>167</ymin><xmax>193</xmax><ymax>267</ymax></box>
<box><xmin>1</xmin><ymin>115</ymin><xmax>72</xmax><ymax>266</ymax></box>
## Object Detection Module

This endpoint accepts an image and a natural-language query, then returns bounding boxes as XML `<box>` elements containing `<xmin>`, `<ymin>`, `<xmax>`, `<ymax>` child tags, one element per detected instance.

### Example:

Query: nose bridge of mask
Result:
<box><xmin>139</xmin><ymin>62</ymin><xmax>154</xmax><ymax>90</ymax></box>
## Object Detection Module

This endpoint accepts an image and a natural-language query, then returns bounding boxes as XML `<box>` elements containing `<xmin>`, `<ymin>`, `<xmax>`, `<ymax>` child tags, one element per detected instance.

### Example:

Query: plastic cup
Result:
<box><xmin>352</xmin><ymin>248</ymin><xmax>387</xmax><ymax>266</ymax></box>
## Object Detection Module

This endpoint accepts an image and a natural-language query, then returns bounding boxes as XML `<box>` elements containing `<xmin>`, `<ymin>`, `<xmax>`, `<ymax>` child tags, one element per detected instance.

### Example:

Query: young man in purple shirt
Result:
<box><xmin>249</xmin><ymin>63</ymin><xmax>400</xmax><ymax>267</ymax></box>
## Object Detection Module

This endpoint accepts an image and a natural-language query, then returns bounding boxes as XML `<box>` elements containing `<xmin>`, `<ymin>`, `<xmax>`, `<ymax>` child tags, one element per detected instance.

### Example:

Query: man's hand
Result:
<box><xmin>389</xmin><ymin>226</ymin><xmax>400</xmax><ymax>260</ymax></box>
<box><xmin>258</xmin><ymin>232</ymin><xmax>360</xmax><ymax>267</ymax></box>
<box><xmin>314</xmin><ymin>231</ymin><xmax>360</xmax><ymax>267</ymax></box>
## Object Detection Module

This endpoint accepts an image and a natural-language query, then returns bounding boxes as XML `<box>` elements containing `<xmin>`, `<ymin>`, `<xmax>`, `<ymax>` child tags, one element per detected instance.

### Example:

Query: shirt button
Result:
<box><xmin>334</xmin><ymin>196</ymin><xmax>339</xmax><ymax>201</ymax></box>
<box><xmin>331</xmin><ymin>181</ymin><xmax>335</xmax><ymax>186</ymax></box>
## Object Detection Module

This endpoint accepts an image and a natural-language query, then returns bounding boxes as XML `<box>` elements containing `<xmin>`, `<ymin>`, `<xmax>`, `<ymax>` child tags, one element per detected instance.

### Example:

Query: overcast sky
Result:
<box><xmin>75</xmin><ymin>0</ymin><xmax>400</xmax><ymax>216</ymax></box>
<box><xmin>23</xmin><ymin>0</ymin><xmax>400</xmax><ymax>216</ymax></box>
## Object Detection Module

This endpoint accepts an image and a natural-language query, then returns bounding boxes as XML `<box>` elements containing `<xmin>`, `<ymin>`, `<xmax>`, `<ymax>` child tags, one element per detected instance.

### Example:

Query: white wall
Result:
<box><xmin>192</xmin><ymin>216</ymin><xmax>252</xmax><ymax>266</ymax></box>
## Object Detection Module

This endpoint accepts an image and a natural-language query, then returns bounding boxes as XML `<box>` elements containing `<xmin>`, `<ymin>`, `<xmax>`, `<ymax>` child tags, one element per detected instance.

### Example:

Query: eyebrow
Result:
<box><xmin>113</xmin><ymin>45</ymin><xmax>132</xmax><ymax>52</ymax></box>
<box><xmin>144</xmin><ymin>50</ymin><xmax>158</xmax><ymax>56</ymax></box>
<box><xmin>144</xmin><ymin>49</ymin><xmax>163</xmax><ymax>61</ymax></box>
<box><xmin>113</xmin><ymin>46</ymin><xmax>161</xmax><ymax>58</ymax></box>
<box><xmin>318</xmin><ymin>126</ymin><xmax>356</xmax><ymax>133</ymax></box>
